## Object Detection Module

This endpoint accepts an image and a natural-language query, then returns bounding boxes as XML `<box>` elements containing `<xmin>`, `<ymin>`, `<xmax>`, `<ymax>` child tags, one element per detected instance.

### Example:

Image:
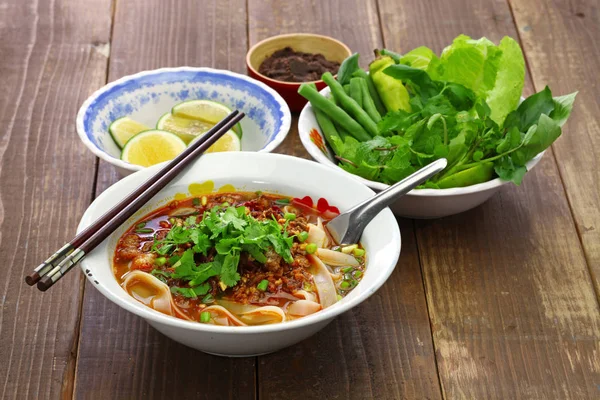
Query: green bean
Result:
<box><xmin>333</xmin><ymin>122</ymin><xmax>350</xmax><ymax>141</ymax></box>
<box><xmin>352</xmin><ymin>69</ymin><xmax>387</xmax><ymax>115</ymax></box>
<box><xmin>314</xmin><ymin>107</ymin><xmax>344</xmax><ymax>154</ymax></box>
<box><xmin>343</xmin><ymin>84</ymin><xmax>351</xmax><ymax>96</ymax></box>
<box><xmin>321</xmin><ymin>72</ymin><xmax>379</xmax><ymax>137</ymax></box>
<box><xmin>327</xmin><ymin>97</ymin><xmax>350</xmax><ymax>141</ymax></box>
<box><xmin>298</xmin><ymin>83</ymin><xmax>371</xmax><ymax>141</ymax></box>
<box><xmin>349</xmin><ymin>78</ymin><xmax>363</xmax><ymax>108</ymax></box>
<box><xmin>357</xmin><ymin>77</ymin><xmax>381</xmax><ymax>122</ymax></box>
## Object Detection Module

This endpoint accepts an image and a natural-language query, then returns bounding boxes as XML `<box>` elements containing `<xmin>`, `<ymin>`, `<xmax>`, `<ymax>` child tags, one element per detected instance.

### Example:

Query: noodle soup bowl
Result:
<box><xmin>78</xmin><ymin>152</ymin><xmax>401</xmax><ymax>356</ymax></box>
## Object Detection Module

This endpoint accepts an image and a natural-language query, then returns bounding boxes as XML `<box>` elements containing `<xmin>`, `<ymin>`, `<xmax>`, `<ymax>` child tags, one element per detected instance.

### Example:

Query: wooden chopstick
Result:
<box><xmin>27</xmin><ymin>111</ymin><xmax>242</xmax><ymax>286</ymax></box>
<box><xmin>30</xmin><ymin>110</ymin><xmax>244</xmax><ymax>291</ymax></box>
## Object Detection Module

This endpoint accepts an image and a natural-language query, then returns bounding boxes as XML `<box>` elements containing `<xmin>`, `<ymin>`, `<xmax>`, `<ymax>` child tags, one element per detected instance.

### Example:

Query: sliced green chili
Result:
<box><xmin>257</xmin><ymin>279</ymin><xmax>269</xmax><ymax>291</ymax></box>
<box><xmin>284</xmin><ymin>212</ymin><xmax>296</xmax><ymax>221</ymax></box>
<box><xmin>298</xmin><ymin>231</ymin><xmax>309</xmax><ymax>242</ymax></box>
<box><xmin>200</xmin><ymin>311</ymin><xmax>211</xmax><ymax>323</ymax></box>
<box><xmin>353</xmin><ymin>248</ymin><xmax>365</xmax><ymax>257</ymax></box>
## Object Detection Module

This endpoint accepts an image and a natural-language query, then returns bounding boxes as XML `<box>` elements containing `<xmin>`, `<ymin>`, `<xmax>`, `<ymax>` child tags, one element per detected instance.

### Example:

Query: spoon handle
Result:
<box><xmin>330</xmin><ymin>158</ymin><xmax>447</xmax><ymax>244</ymax></box>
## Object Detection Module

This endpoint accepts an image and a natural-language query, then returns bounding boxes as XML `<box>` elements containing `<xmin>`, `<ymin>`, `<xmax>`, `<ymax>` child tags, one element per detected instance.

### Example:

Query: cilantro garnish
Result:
<box><xmin>151</xmin><ymin>203</ymin><xmax>296</xmax><ymax>292</ymax></box>
<box><xmin>170</xmin><ymin>283</ymin><xmax>210</xmax><ymax>298</ymax></box>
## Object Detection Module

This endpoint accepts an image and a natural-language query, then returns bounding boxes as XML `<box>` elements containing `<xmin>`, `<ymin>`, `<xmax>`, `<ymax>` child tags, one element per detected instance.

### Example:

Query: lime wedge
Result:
<box><xmin>190</xmin><ymin>130</ymin><xmax>241</xmax><ymax>153</ymax></box>
<box><xmin>156</xmin><ymin>112</ymin><xmax>214</xmax><ymax>144</ymax></box>
<box><xmin>172</xmin><ymin>100</ymin><xmax>242</xmax><ymax>137</ymax></box>
<box><xmin>109</xmin><ymin>117</ymin><xmax>150</xmax><ymax>148</ymax></box>
<box><xmin>121</xmin><ymin>129</ymin><xmax>186</xmax><ymax>167</ymax></box>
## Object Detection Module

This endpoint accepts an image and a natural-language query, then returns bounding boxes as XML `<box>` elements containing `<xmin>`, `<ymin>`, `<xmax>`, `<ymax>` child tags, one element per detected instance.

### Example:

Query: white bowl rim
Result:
<box><xmin>76</xmin><ymin>66</ymin><xmax>293</xmax><ymax>173</ymax></box>
<box><xmin>298</xmin><ymin>89</ymin><xmax>545</xmax><ymax>196</ymax></box>
<box><xmin>78</xmin><ymin>152</ymin><xmax>401</xmax><ymax>334</ymax></box>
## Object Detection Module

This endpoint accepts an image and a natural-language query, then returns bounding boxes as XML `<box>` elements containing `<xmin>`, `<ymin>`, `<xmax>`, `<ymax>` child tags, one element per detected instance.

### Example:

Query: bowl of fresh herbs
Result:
<box><xmin>298</xmin><ymin>35</ymin><xmax>577</xmax><ymax>218</ymax></box>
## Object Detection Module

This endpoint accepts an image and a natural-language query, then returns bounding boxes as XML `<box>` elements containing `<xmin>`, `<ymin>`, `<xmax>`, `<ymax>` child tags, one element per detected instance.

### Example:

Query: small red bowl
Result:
<box><xmin>246</xmin><ymin>33</ymin><xmax>352</xmax><ymax>112</ymax></box>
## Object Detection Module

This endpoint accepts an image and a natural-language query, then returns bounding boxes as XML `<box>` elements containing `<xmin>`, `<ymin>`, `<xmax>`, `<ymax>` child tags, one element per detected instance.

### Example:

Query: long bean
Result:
<box><xmin>321</xmin><ymin>72</ymin><xmax>379</xmax><ymax>137</ymax></box>
<box><xmin>357</xmin><ymin>78</ymin><xmax>381</xmax><ymax>122</ymax></box>
<box><xmin>298</xmin><ymin>83</ymin><xmax>371</xmax><ymax>141</ymax></box>
<box><xmin>328</xmin><ymin>97</ymin><xmax>350</xmax><ymax>140</ymax></box>
<box><xmin>313</xmin><ymin>107</ymin><xmax>343</xmax><ymax>155</ymax></box>
<box><xmin>352</xmin><ymin>69</ymin><xmax>387</xmax><ymax>115</ymax></box>
<box><xmin>333</xmin><ymin>122</ymin><xmax>350</xmax><ymax>141</ymax></box>
<box><xmin>349</xmin><ymin>78</ymin><xmax>363</xmax><ymax>108</ymax></box>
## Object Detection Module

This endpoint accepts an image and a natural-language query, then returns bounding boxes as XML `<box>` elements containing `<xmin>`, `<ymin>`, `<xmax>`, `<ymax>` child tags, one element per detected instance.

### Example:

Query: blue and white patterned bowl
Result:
<box><xmin>76</xmin><ymin>67</ymin><xmax>292</xmax><ymax>176</ymax></box>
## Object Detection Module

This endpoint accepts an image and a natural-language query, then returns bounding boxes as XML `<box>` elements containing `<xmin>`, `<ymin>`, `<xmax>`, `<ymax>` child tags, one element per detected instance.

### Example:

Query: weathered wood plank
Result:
<box><xmin>249</xmin><ymin>1</ymin><xmax>442</xmax><ymax>399</ymax></box>
<box><xmin>73</xmin><ymin>1</ymin><xmax>255</xmax><ymax>399</ymax></box>
<box><xmin>0</xmin><ymin>0</ymin><xmax>112</xmax><ymax>398</ymax></box>
<box><xmin>377</xmin><ymin>0</ymin><xmax>600</xmax><ymax>398</ymax></box>
<box><xmin>509</xmin><ymin>0</ymin><xmax>600</xmax><ymax>297</ymax></box>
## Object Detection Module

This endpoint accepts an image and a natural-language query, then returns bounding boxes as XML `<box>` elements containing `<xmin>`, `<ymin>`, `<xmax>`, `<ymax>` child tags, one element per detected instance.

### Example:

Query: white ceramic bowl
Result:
<box><xmin>298</xmin><ymin>88</ymin><xmax>544</xmax><ymax>218</ymax></box>
<box><xmin>77</xmin><ymin>67</ymin><xmax>292</xmax><ymax>176</ymax></box>
<box><xmin>77</xmin><ymin>152</ymin><xmax>401</xmax><ymax>356</ymax></box>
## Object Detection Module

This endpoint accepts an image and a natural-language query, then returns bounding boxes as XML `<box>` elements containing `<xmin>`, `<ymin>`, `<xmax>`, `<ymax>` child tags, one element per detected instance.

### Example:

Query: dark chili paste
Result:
<box><xmin>258</xmin><ymin>47</ymin><xmax>340</xmax><ymax>82</ymax></box>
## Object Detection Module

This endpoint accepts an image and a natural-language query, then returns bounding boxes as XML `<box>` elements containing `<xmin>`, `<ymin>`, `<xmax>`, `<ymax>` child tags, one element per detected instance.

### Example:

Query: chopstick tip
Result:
<box><xmin>25</xmin><ymin>272</ymin><xmax>40</xmax><ymax>286</ymax></box>
<box><xmin>37</xmin><ymin>276</ymin><xmax>53</xmax><ymax>292</ymax></box>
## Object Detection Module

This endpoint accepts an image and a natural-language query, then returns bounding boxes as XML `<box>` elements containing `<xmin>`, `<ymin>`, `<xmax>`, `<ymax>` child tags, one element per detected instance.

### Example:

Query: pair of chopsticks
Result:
<box><xmin>26</xmin><ymin>110</ymin><xmax>245</xmax><ymax>292</ymax></box>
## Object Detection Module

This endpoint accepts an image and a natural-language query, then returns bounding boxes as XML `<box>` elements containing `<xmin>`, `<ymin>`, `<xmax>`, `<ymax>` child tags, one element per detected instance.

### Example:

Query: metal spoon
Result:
<box><xmin>326</xmin><ymin>158</ymin><xmax>448</xmax><ymax>245</ymax></box>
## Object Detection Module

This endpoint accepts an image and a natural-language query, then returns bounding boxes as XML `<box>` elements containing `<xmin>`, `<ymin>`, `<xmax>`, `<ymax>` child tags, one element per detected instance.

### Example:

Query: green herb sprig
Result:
<box><xmin>151</xmin><ymin>204</ymin><xmax>296</xmax><ymax>298</ymax></box>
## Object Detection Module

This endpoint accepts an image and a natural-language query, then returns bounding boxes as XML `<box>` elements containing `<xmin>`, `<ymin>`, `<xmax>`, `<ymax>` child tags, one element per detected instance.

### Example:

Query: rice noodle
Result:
<box><xmin>239</xmin><ymin>306</ymin><xmax>286</xmax><ymax>325</ymax></box>
<box><xmin>307</xmin><ymin>254</ymin><xmax>338</xmax><ymax>308</ymax></box>
<box><xmin>316</xmin><ymin>218</ymin><xmax>330</xmax><ymax>247</ymax></box>
<box><xmin>121</xmin><ymin>271</ymin><xmax>193</xmax><ymax>321</ymax></box>
<box><xmin>294</xmin><ymin>290</ymin><xmax>317</xmax><ymax>303</ymax></box>
<box><xmin>316</xmin><ymin>248</ymin><xmax>359</xmax><ymax>267</ymax></box>
<box><xmin>216</xmin><ymin>299</ymin><xmax>260</xmax><ymax>315</ymax></box>
<box><xmin>203</xmin><ymin>305</ymin><xmax>247</xmax><ymax>326</ymax></box>
<box><xmin>287</xmin><ymin>300</ymin><xmax>322</xmax><ymax>316</ymax></box>
<box><xmin>307</xmin><ymin>222</ymin><xmax>327</xmax><ymax>248</ymax></box>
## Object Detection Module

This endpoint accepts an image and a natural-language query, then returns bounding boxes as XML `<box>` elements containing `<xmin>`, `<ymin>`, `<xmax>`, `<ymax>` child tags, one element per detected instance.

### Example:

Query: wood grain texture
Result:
<box><xmin>73</xmin><ymin>0</ymin><xmax>255</xmax><ymax>399</ymax></box>
<box><xmin>249</xmin><ymin>1</ymin><xmax>442</xmax><ymax>399</ymax></box>
<box><xmin>377</xmin><ymin>0</ymin><xmax>600</xmax><ymax>398</ymax></box>
<box><xmin>0</xmin><ymin>0</ymin><xmax>111</xmax><ymax>398</ymax></box>
<box><xmin>508</xmin><ymin>0</ymin><xmax>600</xmax><ymax>297</ymax></box>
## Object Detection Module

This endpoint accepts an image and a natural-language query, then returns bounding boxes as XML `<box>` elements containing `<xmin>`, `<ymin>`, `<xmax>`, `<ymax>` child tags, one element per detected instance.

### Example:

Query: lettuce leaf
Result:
<box><xmin>427</xmin><ymin>35</ymin><xmax>524</xmax><ymax>126</ymax></box>
<box><xmin>428</xmin><ymin>35</ymin><xmax>502</xmax><ymax>95</ymax></box>
<box><xmin>486</xmin><ymin>37</ymin><xmax>525</xmax><ymax>125</ymax></box>
<box><xmin>399</xmin><ymin>46</ymin><xmax>437</xmax><ymax>70</ymax></box>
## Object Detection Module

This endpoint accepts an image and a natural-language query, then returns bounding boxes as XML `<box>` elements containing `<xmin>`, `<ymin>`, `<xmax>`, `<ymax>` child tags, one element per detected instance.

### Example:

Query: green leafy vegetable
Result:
<box><xmin>399</xmin><ymin>46</ymin><xmax>436</xmax><ymax>70</ymax></box>
<box><xmin>301</xmin><ymin>34</ymin><xmax>577</xmax><ymax>189</ymax></box>
<box><xmin>170</xmin><ymin>284</ymin><xmax>211</xmax><ymax>298</ymax></box>
<box><xmin>337</xmin><ymin>53</ymin><xmax>360</xmax><ymax>85</ymax></box>
<box><xmin>485</xmin><ymin>37</ymin><xmax>525</xmax><ymax>124</ymax></box>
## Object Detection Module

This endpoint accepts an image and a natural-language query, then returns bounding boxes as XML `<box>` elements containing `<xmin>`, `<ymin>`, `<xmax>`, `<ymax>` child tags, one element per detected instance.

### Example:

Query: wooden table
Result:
<box><xmin>1</xmin><ymin>0</ymin><xmax>598</xmax><ymax>398</ymax></box>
